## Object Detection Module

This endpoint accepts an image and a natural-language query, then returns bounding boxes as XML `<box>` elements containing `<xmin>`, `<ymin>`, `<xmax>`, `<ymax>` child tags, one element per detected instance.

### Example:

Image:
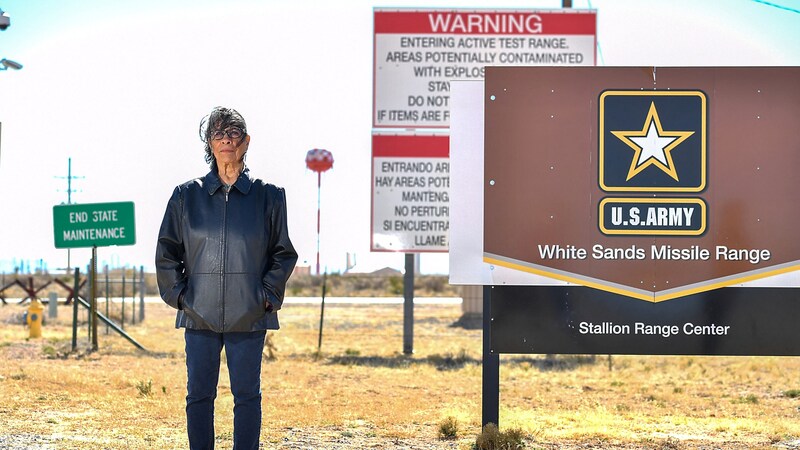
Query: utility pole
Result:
<box><xmin>55</xmin><ymin>157</ymin><xmax>84</xmax><ymax>273</ymax></box>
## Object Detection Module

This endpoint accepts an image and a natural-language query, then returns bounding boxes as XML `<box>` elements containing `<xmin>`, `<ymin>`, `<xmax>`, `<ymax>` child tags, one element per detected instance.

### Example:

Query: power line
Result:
<box><xmin>751</xmin><ymin>0</ymin><xmax>800</xmax><ymax>14</ymax></box>
<box><xmin>586</xmin><ymin>0</ymin><xmax>606</xmax><ymax>66</ymax></box>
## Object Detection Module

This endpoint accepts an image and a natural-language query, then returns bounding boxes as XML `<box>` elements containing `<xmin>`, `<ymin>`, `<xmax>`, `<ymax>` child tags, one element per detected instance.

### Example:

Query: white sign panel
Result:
<box><xmin>448</xmin><ymin>80</ymin><xmax>571</xmax><ymax>286</ymax></box>
<box><xmin>373</xmin><ymin>8</ymin><xmax>597</xmax><ymax>129</ymax></box>
<box><xmin>371</xmin><ymin>133</ymin><xmax>449</xmax><ymax>252</ymax></box>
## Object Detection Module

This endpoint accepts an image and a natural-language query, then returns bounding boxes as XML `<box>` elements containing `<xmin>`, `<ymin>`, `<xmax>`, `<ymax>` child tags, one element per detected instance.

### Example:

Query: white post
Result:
<box><xmin>48</xmin><ymin>292</ymin><xmax>58</xmax><ymax>319</ymax></box>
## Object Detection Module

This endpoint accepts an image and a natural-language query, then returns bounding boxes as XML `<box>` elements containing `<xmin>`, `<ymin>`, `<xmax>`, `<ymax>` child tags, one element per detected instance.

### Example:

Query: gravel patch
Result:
<box><xmin>0</xmin><ymin>434</ymin><xmax>58</xmax><ymax>450</ymax></box>
<box><xmin>275</xmin><ymin>426</ymin><xmax>462</xmax><ymax>449</ymax></box>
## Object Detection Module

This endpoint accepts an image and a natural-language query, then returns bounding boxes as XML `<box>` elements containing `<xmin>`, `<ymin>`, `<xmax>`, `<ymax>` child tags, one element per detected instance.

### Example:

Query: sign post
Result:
<box><xmin>403</xmin><ymin>253</ymin><xmax>414</xmax><ymax>354</ymax></box>
<box><xmin>53</xmin><ymin>201</ymin><xmax>136</xmax><ymax>351</ymax></box>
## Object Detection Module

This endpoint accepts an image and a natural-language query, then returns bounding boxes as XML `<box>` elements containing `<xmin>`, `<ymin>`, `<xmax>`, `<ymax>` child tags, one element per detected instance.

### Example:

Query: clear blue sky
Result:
<box><xmin>0</xmin><ymin>0</ymin><xmax>797</xmax><ymax>274</ymax></box>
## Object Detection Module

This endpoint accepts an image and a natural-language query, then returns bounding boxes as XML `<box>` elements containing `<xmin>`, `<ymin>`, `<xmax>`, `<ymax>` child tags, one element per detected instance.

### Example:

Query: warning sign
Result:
<box><xmin>373</xmin><ymin>9</ymin><xmax>597</xmax><ymax>128</ymax></box>
<box><xmin>371</xmin><ymin>133</ymin><xmax>449</xmax><ymax>252</ymax></box>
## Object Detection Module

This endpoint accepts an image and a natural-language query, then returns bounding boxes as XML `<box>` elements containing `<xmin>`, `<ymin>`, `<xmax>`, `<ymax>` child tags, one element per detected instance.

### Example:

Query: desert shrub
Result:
<box><xmin>659</xmin><ymin>437</ymin><xmax>682</xmax><ymax>449</ymax></box>
<box><xmin>475</xmin><ymin>423</ymin><xmax>526</xmax><ymax>449</ymax></box>
<box><xmin>428</xmin><ymin>349</ymin><xmax>476</xmax><ymax>370</ymax></box>
<box><xmin>388</xmin><ymin>276</ymin><xmax>403</xmax><ymax>295</ymax></box>
<box><xmin>438</xmin><ymin>416</ymin><xmax>459</xmax><ymax>440</ymax></box>
<box><xmin>418</xmin><ymin>276</ymin><xmax>448</xmax><ymax>293</ymax></box>
<box><xmin>783</xmin><ymin>389</ymin><xmax>800</xmax><ymax>398</ymax></box>
<box><xmin>502</xmin><ymin>427</ymin><xmax>526</xmax><ymax>447</ymax></box>
<box><xmin>475</xmin><ymin>423</ymin><xmax>501</xmax><ymax>449</ymax></box>
<box><xmin>136</xmin><ymin>379</ymin><xmax>153</xmax><ymax>397</ymax></box>
<box><xmin>733</xmin><ymin>394</ymin><xmax>759</xmax><ymax>404</ymax></box>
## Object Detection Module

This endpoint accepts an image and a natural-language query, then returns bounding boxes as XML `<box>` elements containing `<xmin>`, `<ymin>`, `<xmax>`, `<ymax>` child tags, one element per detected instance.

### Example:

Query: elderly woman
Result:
<box><xmin>156</xmin><ymin>106</ymin><xmax>297</xmax><ymax>450</ymax></box>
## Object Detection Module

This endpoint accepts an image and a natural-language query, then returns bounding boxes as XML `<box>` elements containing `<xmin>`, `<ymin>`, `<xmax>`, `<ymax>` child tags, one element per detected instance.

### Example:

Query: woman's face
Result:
<box><xmin>210</xmin><ymin>126</ymin><xmax>250</xmax><ymax>166</ymax></box>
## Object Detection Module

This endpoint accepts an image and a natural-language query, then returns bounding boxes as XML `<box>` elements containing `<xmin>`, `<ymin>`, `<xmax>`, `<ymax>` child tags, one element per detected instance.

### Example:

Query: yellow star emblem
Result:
<box><xmin>611</xmin><ymin>102</ymin><xmax>694</xmax><ymax>181</ymax></box>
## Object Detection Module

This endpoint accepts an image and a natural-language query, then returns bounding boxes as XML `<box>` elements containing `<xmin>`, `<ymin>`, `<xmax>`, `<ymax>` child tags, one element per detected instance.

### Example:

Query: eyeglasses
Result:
<box><xmin>210</xmin><ymin>127</ymin><xmax>244</xmax><ymax>140</ymax></box>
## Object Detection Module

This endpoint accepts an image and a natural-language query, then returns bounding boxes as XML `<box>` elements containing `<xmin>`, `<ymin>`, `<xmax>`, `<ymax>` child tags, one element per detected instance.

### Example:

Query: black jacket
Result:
<box><xmin>155</xmin><ymin>167</ymin><xmax>297</xmax><ymax>332</ymax></box>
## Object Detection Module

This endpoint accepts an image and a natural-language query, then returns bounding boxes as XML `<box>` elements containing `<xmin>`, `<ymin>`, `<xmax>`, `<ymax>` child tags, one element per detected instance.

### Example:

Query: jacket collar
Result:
<box><xmin>204</xmin><ymin>165</ymin><xmax>253</xmax><ymax>196</ymax></box>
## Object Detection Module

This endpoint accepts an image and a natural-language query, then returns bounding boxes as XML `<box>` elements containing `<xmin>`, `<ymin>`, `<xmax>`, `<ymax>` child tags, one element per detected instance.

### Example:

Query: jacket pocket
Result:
<box><xmin>182</xmin><ymin>273</ymin><xmax>221</xmax><ymax>329</ymax></box>
<box><xmin>224</xmin><ymin>273</ymin><xmax>268</xmax><ymax>330</ymax></box>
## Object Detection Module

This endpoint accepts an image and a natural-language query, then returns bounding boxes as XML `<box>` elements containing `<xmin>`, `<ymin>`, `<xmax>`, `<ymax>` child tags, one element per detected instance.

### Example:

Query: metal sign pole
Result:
<box><xmin>403</xmin><ymin>253</ymin><xmax>414</xmax><ymax>354</ymax></box>
<box><xmin>482</xmin><ymin>285</ymin><xmax>499</xmax><ymax>427</ymax></box>
<box><xmin>91</xmin><ymin>246</ymin><xmax>98</xmax><ymax>351</ymax></box>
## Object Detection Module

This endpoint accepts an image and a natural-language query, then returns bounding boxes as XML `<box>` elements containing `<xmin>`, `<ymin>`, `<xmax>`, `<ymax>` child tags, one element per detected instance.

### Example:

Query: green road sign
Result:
<box><xmin>53</xmin><ymin>202</ymin><xmax>136</xmax><ymax>249</ymax></box>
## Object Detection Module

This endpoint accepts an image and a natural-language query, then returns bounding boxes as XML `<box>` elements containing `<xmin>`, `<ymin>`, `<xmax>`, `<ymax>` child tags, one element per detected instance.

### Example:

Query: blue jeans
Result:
<box><xmin>184</xmin><ymin>329</ymin><xmax>266</xmax><ymax>450</ymax></box>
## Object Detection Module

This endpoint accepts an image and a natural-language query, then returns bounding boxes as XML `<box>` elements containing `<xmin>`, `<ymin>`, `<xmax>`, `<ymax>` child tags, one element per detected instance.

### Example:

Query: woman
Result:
<box><xmin>156</xmin><ymin>106</ymin><xmax>297</xmax><ymax>449</ymax></box>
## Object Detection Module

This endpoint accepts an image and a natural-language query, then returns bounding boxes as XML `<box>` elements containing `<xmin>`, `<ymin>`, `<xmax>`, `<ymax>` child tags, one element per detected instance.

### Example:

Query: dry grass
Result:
<box><xmin>1</xmin><ymin>300</ymin><xmax>800</xmax><ymax>449</ymax></box>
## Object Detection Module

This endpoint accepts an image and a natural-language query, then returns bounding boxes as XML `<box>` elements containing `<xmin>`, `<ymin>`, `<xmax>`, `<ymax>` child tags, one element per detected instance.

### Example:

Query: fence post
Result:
<box><xmin>121</xmin><ymin>271</ymin><xmax>126</xmax><ymax>330</ymax></box>
<box><xmin>132</xmin><ymin>268</ymin><xmax>137</xmax><ymax>325</ymax></box>
<box><xmin>72</xmin><ymin>268</ymin><xmax>80</xmax><ymax>352</ymax></box>
<box><xmin>139</xmin><ymin>266</ymin><xmax>145</xmax><ymax>322</ymax></box>
<box><xmin>105</xmin><ymin>265</ymin><xmax>110</xmax><ymax>335</ymax></box>
<box><xmin>48</xmin><ymin>292</ymin><xmax>58</xmax><ymax>319</ymax></box>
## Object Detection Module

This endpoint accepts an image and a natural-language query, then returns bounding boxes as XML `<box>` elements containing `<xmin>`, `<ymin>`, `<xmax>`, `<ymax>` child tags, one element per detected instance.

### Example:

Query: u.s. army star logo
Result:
<box><xmin>599</xmin><ymin>90</ymin><xmax>707</xmax><ymax>193</ymax></box>
<box><xmin>611</xmin><ymin>102</ymin><xmax>694</xmax><ymax>182</ymax></box>
<box><xmin>598</xmin><ymin>90</ymin><xmax>708</xmax><ymax>236</ymax></box>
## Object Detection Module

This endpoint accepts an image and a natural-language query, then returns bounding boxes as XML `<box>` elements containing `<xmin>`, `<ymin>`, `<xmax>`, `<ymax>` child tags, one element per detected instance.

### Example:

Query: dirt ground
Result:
<box><xmin>1</xmin><ymin>299</ymin><xmax>800</xmax><ymax>449</ymax></box>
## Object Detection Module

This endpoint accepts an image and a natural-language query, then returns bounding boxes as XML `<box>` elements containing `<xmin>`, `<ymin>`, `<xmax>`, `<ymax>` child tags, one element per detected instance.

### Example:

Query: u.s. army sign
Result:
<box><xmin>484</xmin><ymin>67</ymin><xmax>800</xmax><ymax>303</ymax></box>
<box><xmin>476</xmin><ymin>67</ymin><xmax>800</xmax><ymax>355</ymax></box>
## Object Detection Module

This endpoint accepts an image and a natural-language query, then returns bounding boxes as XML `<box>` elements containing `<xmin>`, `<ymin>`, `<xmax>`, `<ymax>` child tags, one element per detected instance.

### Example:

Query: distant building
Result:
<box><xmin>367</xmin><ymin>267</ymin><xmax>402</xmax><ymax>277</ymax></box>
<box><xmin>292</xmin><ymin>265</ymin><xmax>311</xmax><ymax>276</ymax></box>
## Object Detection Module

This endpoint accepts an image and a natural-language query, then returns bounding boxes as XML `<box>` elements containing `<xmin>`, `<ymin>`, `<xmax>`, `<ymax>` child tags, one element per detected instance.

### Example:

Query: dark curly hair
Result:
<box><xmin>198</xmin><ymin>106</ymin><xmax>248</xmax><ymax>166</ymax></box>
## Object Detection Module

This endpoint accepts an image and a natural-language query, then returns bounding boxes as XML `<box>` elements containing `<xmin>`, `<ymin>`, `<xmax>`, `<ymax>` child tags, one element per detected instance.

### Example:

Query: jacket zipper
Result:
<box><xmin>220</xmin><ymin>187</ymin><xmax>229</xmax><ymax>329</ymax></box>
